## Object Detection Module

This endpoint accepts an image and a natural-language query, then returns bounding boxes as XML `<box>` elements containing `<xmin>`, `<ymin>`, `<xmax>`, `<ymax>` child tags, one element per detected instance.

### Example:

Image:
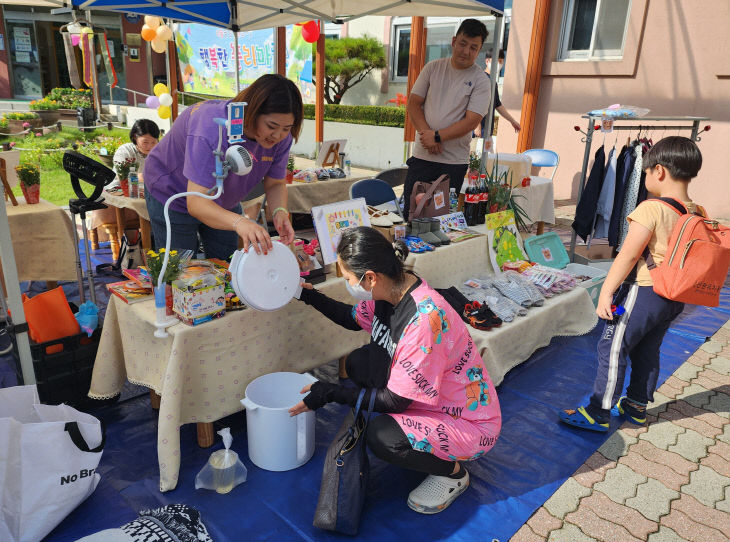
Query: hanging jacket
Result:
<box><xmin>572</xmin><ymin>145</ymin><xmax>606</xmax><ymax>242</ymax></box>
<box><xmin>593</xmin><ymin>146</ymin><xmax>617</xmax><ymax>239</ymax></box>
<box><xmin>617</xmin><ymin>143</ymin><xmax>643</xmax><ymax>248</ymax></box>
<box><xmin>608</xmin><ymin>145</ymin><xmax>635</xmax><ymax>247</ymax></box>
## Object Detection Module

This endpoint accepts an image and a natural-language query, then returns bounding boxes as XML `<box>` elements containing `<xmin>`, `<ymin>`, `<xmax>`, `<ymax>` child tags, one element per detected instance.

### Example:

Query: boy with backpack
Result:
<box><xmin>560</xmin><ymin>136</ymin><xmax>712</xmax><ymax>431</ymax></box>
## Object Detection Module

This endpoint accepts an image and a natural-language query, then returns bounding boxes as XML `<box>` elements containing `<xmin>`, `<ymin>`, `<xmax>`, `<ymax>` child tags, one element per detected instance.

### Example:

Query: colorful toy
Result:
<box><xmin>465</xmin><ymin>366</ymin><xmax>490</xmax><ymax>411</ymax></box>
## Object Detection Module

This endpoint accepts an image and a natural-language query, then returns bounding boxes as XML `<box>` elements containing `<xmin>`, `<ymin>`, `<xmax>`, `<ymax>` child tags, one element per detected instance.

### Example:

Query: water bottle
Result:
<box><xmin>344</xmin><ymin>157</ymin><xmax>351</xmax><ymax>177</ymax></box>
<box><xmin>129</xmin><ymin>167</ymin><xmax>139</xmax><ymax>198</ymax></box>
<box><xmin>449</xmin><ymin>188</ymin><xmax>458</xmax><ymax>213</ymax></box>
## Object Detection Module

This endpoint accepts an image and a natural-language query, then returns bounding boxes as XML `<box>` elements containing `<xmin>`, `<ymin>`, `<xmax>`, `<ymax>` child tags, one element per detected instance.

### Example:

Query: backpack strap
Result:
<box><xmin>641</xmin><ymin>198</ymin><xmax>699</xmax><ymax>270</ymax></box>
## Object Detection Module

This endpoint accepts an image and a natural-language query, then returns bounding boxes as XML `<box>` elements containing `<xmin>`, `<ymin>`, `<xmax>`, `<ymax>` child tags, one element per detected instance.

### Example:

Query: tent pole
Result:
<box><xmin>315</xmin><ymin>20</ymin><xmax>324</xmax><ymax>149</ymax></box>
<box><xmin>517</xmin><ymin>0</ymin><xmax>552</xmax><ymax>153</ymax></box>
<box><xmin>230</xmin><ymin>0</ymin><xmax>241</xmax><ymax>95</ymax></box>
<box><xmin>0</xmin><ymin>197</ymin><xmax>34</xmax><ymax>385</ymax></box>
<box><xmin>276</xmin><ymin>27</ymin><xmax>286</xmax><ymax>76</ymax></box>
<box><xmin>403</xmin><ymin>16</ymin><xmax>425</xmax><ymax>146</ymax></box>
<box><xmin>480</xmin><ymin>13</ymin><xmax>503</xmax><ymax>174</ymax></box>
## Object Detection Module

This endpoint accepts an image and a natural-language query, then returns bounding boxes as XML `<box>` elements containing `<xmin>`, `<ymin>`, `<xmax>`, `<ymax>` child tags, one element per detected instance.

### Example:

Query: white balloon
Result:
<box><xmin>151</xmin><ymin>38</ymin><xmax>167</xmax><ymax>54</ymax></box>
<box><xmin>158</xmin><ymin>93</ymin><xmax>173</xmax><ymax>107</ymax></box>
<box><xmin>156</xmin><ymin>25</ymin><xmax>173</xmax><ymax>41</ymax></box>
<box><xmin>144</xmin><ymin>16</ymin><xmax>161</xmax><ymax>29</ymax></box>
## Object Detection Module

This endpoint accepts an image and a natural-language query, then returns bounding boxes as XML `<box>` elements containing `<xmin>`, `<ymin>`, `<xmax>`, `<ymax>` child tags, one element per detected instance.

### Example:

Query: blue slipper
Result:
<box><xmin>612</xmin><ymin>396</ymin><xmax>647</xmax><ymax>425</ymax></box>
<box><xmin>559</xmin><ymin>406</ymin><xmax>609</xmax><ymax>432</ymax></box>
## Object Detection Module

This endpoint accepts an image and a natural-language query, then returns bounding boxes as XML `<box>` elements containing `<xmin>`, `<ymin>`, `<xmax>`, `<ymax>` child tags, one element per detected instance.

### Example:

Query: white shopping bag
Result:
<box><xmin>0</xmin><ymin>385</ymin><xmax>105</xmax><ymax>542</ymax></box>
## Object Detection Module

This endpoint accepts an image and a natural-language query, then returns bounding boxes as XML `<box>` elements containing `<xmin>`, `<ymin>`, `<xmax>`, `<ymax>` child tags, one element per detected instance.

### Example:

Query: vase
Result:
<box><xmin>35</xmin><ymin>110</ymin><xmax>60</xmax><ymax>125</ymax></box>
<box><xmin>165</xmin><ymin>284</ymin><xmax>174</xmax><ymax>316</ymax></box>
<box><xmin>120</xmin><ymin>178</ymin><xmax>129</xmax><ymax>197</ymax></box>
<box><xmin>20</xmin><ymin>183</ymin><xmax>40</xmax><ymax>204</ymax></box>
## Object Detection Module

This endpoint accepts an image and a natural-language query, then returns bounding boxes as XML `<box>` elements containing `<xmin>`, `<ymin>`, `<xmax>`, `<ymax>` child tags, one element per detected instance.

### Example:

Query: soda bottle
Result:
<box><xmin>464</xmin><ymin>174</ymin><xmax>479</xmax><ymax>226</ymax></box>
<box><xmin>478</xmin><ymin>173</ymin><xmax>488</xmax><ymax>224</ymax></box>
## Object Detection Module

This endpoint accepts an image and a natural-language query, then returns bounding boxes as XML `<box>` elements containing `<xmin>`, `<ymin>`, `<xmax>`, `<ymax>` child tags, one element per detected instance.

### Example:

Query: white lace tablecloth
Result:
<box><xmin>513</xmin><ymin>176</ymin><xmax>555</xmax><ymax>226</ymax></box>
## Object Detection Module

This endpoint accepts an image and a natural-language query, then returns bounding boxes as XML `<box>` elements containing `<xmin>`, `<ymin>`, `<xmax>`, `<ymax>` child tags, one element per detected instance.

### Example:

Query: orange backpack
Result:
<box><xmin>643</xmin><ymin>198</ymin><xmax>730</xmax><ymax>306</ymax></box>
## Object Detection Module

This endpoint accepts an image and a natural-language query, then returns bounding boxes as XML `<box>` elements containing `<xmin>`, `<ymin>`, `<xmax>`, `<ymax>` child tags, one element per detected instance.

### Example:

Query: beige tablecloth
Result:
<box><xmin>406</xmin><ymin>227</ymin><xmax>598</xmax><ymax>386</ymax></box>
<box><xmin>89</xmin><ymin>277</ymin><xmax>370</xmax><ymax>491</ymax></box>
<box><xmin>513</xmin><ymin>176</ymin><xmax>555</xmax><ymax>226</ymax></box>
<box><xmin>285</xmin><ymin>176</ymin><xmax>367</xmax><ymax>214</ymax></box>
<box><xmin>6</xmin><ymin>198</ymin><xmax>77</xmax><ymax>281</ymax></box>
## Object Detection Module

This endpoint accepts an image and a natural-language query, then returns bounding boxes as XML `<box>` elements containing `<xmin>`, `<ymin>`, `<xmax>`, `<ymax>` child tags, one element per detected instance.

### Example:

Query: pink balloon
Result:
<box><xmin>71</xmin><ymin>34</ymin><xmax>80</xmax><ymax>47</ymax></box>
<box><xmin>145</xmin><ymin>95</ymin><xmax>160</xmax><ymax>109</ymax></box>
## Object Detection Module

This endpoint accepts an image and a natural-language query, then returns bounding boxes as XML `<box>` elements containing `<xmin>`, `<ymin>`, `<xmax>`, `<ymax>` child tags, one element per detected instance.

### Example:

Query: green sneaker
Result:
<box><xmin>614</xmin><ymin>396</ymin><xmax>647</xmax><ymax>425</ymax></box>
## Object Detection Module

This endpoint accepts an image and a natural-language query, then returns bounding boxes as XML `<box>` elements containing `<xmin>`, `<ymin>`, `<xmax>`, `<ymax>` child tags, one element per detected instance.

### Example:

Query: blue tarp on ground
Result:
<box><xmin>3</xmin><ymin>244</ymin><xmax>726</xmax><ymax>541</ymax></box>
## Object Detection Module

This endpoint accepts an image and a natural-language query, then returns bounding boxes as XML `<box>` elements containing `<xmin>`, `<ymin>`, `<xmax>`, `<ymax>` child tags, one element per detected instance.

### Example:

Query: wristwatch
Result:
<box><xmin>434</xmin><ymin>130</ymin><xmax>442</xmax><ymax>143</ymax></box>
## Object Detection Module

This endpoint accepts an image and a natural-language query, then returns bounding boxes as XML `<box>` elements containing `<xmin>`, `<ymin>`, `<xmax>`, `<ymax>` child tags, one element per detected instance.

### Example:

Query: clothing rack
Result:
<box><xmin>568</xmin><ymin>115</ymin><xmax>710</xmax><ymax>263</ymax></box>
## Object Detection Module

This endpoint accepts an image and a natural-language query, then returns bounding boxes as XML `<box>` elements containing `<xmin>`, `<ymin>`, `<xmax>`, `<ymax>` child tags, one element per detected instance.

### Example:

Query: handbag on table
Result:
<box><xmin>409</xmin><ymin>173</ymin><xmax>450</xmax><ymax>220</ymax></box>
<box><xmin>313</xmin><ymin>388</ymin><xmax>376</xmax><ymax>536</ymax></box>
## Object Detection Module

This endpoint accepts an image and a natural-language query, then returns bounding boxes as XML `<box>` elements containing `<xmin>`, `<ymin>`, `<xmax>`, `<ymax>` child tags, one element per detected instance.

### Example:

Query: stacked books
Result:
<box><xmin>107</xmin><ymin>280</ymin><xmax>153</xmax><ymax>304</ymax></box>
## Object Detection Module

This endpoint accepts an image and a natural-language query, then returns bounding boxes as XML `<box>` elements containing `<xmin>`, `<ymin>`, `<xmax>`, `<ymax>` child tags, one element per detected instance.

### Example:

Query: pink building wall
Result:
<box><xmin>499</xmin><ymin>0</ymin><xmax>730</xmax><ymax>218</ymax></box>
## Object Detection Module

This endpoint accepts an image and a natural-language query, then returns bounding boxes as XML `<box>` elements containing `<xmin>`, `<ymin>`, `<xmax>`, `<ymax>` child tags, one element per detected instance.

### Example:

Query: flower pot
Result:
<box><xmin>59</xmin><ymin>109</ymin><xmax>78</xmax><ymax>122</ymax></box>
<box><xmin>34</xmin><ymin>110</ymin><xmax>60</xmax><ymax>125</ymax></box>
<box><xmin>20</xmin><ymin>183</ymin><xmax>40</xmax><ymax>204</ymax></box>
<box><xmin>286</xmin><ymin>171</ymin><xmax>294</xmax><ymax>184</ymax></box>
<box><xmin>120</xmin><ymin>178</ymin><xmax>129</xmax><ymax>197</ymax></box>
<box><xmin>7</xmin><ymin>118</ymin><xmax>42</xmax><ymax>134</ymax></box>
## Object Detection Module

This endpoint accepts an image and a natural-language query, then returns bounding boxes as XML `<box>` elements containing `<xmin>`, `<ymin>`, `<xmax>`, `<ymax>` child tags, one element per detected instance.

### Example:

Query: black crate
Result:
<box><xmin>12</xmin><ymin>328</ymin><xmax>101</xmax><ymax>408</ymax></box>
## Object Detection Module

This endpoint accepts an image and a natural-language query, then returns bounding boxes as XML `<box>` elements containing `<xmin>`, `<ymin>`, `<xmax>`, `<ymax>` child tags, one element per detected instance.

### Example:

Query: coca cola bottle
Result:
<box><xmin>478</xmin><ymin>173</ymin><xmax>488</xmax><ymax>224</ymax></box>
<box><xmin>464</xmin><ymin>174</ymin><xmax>479</xmax><ymax>226</ymax></box>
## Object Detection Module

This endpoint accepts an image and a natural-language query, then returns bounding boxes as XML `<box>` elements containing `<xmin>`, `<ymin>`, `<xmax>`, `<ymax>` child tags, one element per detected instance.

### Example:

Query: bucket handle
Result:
<box><xmin>240</xmin><ymin>397</ymin><xmax>257</xmax><ymax>411</ymax></box>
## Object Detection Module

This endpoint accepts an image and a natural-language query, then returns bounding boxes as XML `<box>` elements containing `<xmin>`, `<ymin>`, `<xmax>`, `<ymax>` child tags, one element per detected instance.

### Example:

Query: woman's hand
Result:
<box><xmin>288</xmin><ymin>384</ymin><xmax>313</xmax><ymax>416</ymax></box>
<box><xmin>235</xmin><ymin>216</ymin><xmax>273</xmax><ymax>255</ymax></box>
<box><xmin>273</xmin><ymin>209</ymin><xmax>295</xmax><ymax>245</ymax></box>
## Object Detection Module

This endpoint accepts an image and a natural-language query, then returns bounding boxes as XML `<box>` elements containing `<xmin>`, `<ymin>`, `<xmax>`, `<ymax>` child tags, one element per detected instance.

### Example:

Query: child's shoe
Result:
<box><xmin>407</xmin><ymin>469</ymin><xmax>469</xmax><ymax>514</ymax></box>
<box><xmin>559</xmin><ymin>406</ymin><xmax>609</xmax><ymax>432</ymax></box>
<box><xmin>612</xmin><ymin>396</ymin><xmax>647</xmax><ymax>425</ymax></box>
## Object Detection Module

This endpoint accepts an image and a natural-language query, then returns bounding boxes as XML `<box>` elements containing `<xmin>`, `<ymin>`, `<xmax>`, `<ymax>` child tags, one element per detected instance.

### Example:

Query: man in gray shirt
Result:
<box><xmin>403</xmin><ymin>18</ymin><xmax>492</xmax><ymax>219</ymax></box>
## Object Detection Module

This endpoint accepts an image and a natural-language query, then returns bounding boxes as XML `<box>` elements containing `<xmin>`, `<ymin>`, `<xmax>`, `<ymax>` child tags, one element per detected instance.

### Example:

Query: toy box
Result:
<box><xmin>523</xmin><ymin>232</ymin><xmax>607</xmax><ymax>307</ymax></box>
<box><xmin>172</xmin><ymin>274</ymin><xmax>226</xmax><ymax>326</ymax></box>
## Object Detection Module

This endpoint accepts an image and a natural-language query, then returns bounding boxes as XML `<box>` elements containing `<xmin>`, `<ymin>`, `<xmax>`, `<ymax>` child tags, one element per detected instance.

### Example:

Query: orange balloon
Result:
<box><xmin>141</xmin><ymin>25</ymin><xmax>157</xmax><ymax>42</ymax></box>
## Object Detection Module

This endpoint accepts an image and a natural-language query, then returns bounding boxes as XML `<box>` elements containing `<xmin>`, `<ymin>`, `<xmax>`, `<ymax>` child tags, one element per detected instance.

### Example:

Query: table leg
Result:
<box><xmin>150</xmin><ymin>389</ymin><xmax>161</xmax><ymax>410</ymax></box>
<box><xmin>114</xmin><ymin>207</ymin><xmax>125</xmax><ymax>254</ymax></box>
<box><xmin>536</xmin><ymin>221</ymin><xmax>545</xmax><ymax>235</ymax></box>
<box><xmin>197</xmin><ymin>422</ymin><xmax>215</xmax><ymax>448</ymax></box>
<box><xmin>140</xmin><ymin>218</ymin><xmax>152</xmax><ymax>252</ymax></box>
<box><xmin>90</xmin><ymin>227</ymin><xmax>99</xmax><ymax>250</ymax></box>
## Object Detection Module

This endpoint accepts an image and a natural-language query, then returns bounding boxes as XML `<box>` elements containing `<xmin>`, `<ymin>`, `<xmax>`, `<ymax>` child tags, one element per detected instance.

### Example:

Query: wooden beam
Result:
<box><xmin>516</xmin><ymin>0</ymin><xmax>552</xmax><ymax>153</ymax></box>
<box><xmin>404</xmin><ymin>16</ymin><xmax>426</xmax><ymax>142</ymax></box>
<box><xmin>168</xmin><ymin>39</ymin><xmax>179</xmax><ymax>121</ymax></box>
<box><xmin>276</xmin><ymin>27</ymin><xmax>286</xmax><ymax>76</ymax></box>
<box><xmin>315</xmin><ymin>21</ymin><xmax>325</xmax><ymax>144</ymax></box>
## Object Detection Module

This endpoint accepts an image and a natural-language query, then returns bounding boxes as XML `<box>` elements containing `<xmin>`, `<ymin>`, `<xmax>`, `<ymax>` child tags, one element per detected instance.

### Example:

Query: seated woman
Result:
<box><xmin>289</xmin><ymin>227</ymin><xmax>501</xmax><ymax>514</ymax></box>
<box><xmin>89</xmin><ymin>119</ymin><xmax>160</xmax><ymax>246</ymax></box>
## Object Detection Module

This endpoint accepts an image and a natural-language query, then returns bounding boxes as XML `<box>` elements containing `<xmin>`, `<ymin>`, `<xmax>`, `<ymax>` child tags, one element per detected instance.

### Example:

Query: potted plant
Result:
<box><xmin>15</xmin><ymin>159</ymin><xmax>41</xmax><ymax>204</ymax></box>
<box><xmin>94</xmin><ymin>135</ymin><xmax>125</xmax><ymax>167</ymax></box>
<box><xmin>29</xmin><ymin>97</ymin><xmax>61</xmax><ymax>125</ymax></box>
<box><xmin>483</xmin><ymin>160</ymin><xmax>529</xmax><ymax>231</ymax></box>
<box><xmin>145</xmin><ymin>248</ymin><xmax>182</xmax><ymax>315</ymax></box>
<box><xmin>48</xmin><ymin>88</ymin><xmax>94</xmax><ymax>120</ymax></box>
<box><xmin>286</xmin><ymin>155</ymin><xmax>295</xmax><ymax>184</ymax></box>
<box><xmin>114</xmin><ymin>157</ymin><xmax>136</xmax><ymax>197</ymax></box>
<box><xmin>4</xmin><ymin>112</ymin><xmax>42</xmax><ymax>134</ymax></box>
<box><xmin>0</xmin><ymin>117</ymin><xmax>8</xmax><ymax>136</ymax></box>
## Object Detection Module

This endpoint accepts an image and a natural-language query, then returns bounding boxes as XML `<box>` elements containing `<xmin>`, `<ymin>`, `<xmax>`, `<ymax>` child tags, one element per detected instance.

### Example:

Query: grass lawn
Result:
<box><xmin>5</xmin><ymin>125</ymin><xmax>129</xmax><ymax>207</ymax></box>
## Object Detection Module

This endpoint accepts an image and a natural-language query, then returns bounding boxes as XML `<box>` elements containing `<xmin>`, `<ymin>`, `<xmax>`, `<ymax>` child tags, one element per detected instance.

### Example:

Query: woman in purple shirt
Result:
<box><xmin>144</xmin><ymin>74</ymin><xmax>302</xmax><ymax>259</ymax></box>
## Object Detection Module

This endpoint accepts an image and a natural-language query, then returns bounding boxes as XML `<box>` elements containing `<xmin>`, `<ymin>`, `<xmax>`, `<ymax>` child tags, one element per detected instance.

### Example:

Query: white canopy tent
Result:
<box><xmin>3</xmin><ymin>0</ymin><xmax>505</xmax><ymax>384</ymax></box>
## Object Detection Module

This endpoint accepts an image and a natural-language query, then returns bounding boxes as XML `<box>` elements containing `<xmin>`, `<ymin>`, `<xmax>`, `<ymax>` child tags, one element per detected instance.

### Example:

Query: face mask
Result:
<box><xmin>345</xmin><ymin>273</ymin><xmax>373</xmax><ymax>301</ymax></box>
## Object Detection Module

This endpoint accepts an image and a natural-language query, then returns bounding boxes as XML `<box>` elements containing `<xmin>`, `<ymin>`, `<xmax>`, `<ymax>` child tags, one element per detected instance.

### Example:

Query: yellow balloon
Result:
<box><xmin>151</xmin><ymin>38</ymin><xmax>167</xmax><ymax>54</ymax></box>
<box><xmin>158</xmin><ymin>105</ymin><xmax>171</xmax><ymax>119</ymax></box>
<box><xmin>154</xmin><ymin>83</ymin><xmax>169</xmax><ymax>97</ymax></box>
<box><xmin>144</xmin><ymin>15</ymin><xmax>161</xmax><ymax>30</ymax></box>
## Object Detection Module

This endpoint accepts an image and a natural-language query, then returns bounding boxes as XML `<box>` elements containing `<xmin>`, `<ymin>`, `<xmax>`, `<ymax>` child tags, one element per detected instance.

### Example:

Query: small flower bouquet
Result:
<box><xmin>113</xmin><ymin>157</ymin><xmax>136</xmax><ymax>196</ymax></box>
<box><xmin>146</xmin><ymin>248</ymin><xmax>182</xmax><ymax>285</ymax></box>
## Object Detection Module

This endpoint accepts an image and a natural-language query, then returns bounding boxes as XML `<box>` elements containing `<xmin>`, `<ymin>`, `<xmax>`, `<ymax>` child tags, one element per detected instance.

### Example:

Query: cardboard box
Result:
<box><xmin>374</xmin><ymin>225</ymin><xmax>395</xmax><ymax>242</ymax></box>
<box><xmin>486</xmin><ymin>152</ymin><xmax>532</xmax><ymax>187</ymax></box>
<box><xmin>172</xmin><ymin>275</ymin><xmax>226</xmax><ymax>326</ymax></box>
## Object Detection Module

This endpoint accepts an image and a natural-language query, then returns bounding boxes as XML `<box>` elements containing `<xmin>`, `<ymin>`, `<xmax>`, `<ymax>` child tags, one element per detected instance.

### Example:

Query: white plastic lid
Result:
<box><xmin>229</xmin><ymin>241</ymin><xmax>300</xmax><ymax>311</ymax></box>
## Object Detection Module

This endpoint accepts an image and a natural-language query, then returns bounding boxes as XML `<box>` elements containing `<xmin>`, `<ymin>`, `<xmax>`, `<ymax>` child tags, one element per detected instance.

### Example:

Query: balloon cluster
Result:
<box><xmin>297</xmin><ymin>21</ymin><xmax>320</xmax><ymax>43</ymax></box>
<box><xmin>141</xmin><ymin>16</ymin><xmax>173</xmax><ymax>54</ymax></box>
<box><xmin>146</xmin><ymin>83</ymin><xmax>173</xmax><ymax>120</ymax></box>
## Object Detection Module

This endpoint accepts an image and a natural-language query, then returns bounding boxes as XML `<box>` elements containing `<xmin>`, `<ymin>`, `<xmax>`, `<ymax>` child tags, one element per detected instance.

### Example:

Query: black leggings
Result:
<box><xmin>366</xmin><ymin>414</ymin><xmax>455</xmax><ymax>477</ymax></box>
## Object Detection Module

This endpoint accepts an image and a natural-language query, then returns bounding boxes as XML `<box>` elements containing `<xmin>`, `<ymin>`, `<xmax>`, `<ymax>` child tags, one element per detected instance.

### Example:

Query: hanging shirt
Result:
<box><xmin>618</xmin><ymin>143</ymin><xmax>643</xmax><ymax>249</ymax></box>
<box><xmin>608</xmin><ymin>145</ymin><xmax>635</xmax><ymax>247</ymax></box>
<box><xmin>144</xmin><ymin>99</ymin><xmax>291</xmax><ymax>213</ymax></box>
<box><xmin>572</xmin><ymin>145</ymin><xmax>606</xmax><ymax>242</ymax></box>
<box><xmin>594</xmin><ymin>147</ymin><xmax>617</xmax><ymax>239</ymax></box>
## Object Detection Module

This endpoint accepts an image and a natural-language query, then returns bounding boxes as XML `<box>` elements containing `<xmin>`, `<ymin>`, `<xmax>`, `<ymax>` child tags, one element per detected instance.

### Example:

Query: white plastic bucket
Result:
<box><xmin>240</xmin><ymin>372</ymin><xmax>317</xmax><ymax>471</ymax></box>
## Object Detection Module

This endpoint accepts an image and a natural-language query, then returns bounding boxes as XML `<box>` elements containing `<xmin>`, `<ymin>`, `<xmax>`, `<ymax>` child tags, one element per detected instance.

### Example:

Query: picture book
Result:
<box><xmin>123</xmin><ymin>267</ymin><xmax>152</xmax><ymax>288</ymax></box>
<box><xmin>485</xmin><ymin>210</ymin><xmax>527</xmax><ymax>272</ymax></box>
<box><xmin>311</xmin><ymin>198</ymin><xmax>370</xmax><ymax>264</ymax></box>
<box><xmin>107</xmin><ymin>281</ymin><xmax>153</xmax><ymax>304</ymax></box>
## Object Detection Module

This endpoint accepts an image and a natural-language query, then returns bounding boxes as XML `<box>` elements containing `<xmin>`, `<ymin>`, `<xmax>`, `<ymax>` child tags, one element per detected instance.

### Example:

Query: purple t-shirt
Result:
<box><xmin>144</xmin><ymin>99</ymin><xmax>292</xmax><ymax>213</ymax></box>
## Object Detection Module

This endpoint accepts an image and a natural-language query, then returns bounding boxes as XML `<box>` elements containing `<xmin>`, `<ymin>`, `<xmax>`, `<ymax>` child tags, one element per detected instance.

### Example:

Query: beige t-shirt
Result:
<box><xmin>627</xmin><ymin>199</ymin><xmax>704</xmax><ymax>286</ymax></box>
<box><xmin>411</xmin><ymin>57</ymin><xmax>491</xmax><ymax>165</ymax></box>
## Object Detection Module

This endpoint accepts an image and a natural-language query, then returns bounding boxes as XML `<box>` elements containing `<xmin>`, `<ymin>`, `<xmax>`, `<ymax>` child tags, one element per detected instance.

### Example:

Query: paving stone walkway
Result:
<box><xmin>511</xmin><ymin>321</ymin><xmax>730</xmax><ymax>542</ymax></box>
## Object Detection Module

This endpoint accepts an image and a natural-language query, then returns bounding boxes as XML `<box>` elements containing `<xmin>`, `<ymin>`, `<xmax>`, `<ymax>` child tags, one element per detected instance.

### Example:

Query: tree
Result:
<box><xmin>321</xmin><ymin>36</ymin><xmax>386</xmax><ymax>104</ymax></box>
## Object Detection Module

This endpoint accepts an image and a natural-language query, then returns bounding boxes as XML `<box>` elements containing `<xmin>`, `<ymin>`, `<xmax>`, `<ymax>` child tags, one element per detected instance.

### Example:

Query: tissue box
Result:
<box><xmin>172</xmin><ymin>275</ymin><xmax>226</xmax><ymax>326</ymax></box>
